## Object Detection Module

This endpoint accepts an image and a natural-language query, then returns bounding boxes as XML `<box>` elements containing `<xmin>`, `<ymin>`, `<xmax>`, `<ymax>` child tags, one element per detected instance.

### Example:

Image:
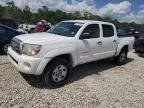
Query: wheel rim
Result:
<box><xmin>3</xmin><ymin>44</ymin><xmax>10</xmax><ymax>53</ymax></box>
<box><xmin>120</xmin><ymin>51</ymin><xmax>126</xmax><ymax>62</ymax></box>
<box><xmin>52</xmin><ymin>65</ymin><xmax>68</xmax><ymax>82</ymax></box>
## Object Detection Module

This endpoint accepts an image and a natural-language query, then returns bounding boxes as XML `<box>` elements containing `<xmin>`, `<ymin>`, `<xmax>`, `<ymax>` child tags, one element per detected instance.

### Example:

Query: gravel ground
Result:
<box><xmin>0</xmin><ymin>52</ymin><xmax>144</xmax><ymax>108</ymax></box>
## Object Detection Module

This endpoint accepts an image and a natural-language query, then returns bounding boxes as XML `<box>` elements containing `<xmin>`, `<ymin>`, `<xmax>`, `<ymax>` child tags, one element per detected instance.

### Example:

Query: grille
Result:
<box><xmin>11</xmin><ymin>38</ymin><xmax>22</xmax><ymax>54</ymax></box>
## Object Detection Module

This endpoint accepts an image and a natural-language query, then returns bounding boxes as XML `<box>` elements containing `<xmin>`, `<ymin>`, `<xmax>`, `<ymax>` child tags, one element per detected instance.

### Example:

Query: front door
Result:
<box><xmin>78</xmin><ymin>24</ymin><xmax>103</xmax><ymax>64</ymax></box>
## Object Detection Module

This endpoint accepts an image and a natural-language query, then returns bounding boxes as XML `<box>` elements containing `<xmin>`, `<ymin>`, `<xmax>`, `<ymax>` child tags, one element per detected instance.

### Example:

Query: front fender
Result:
<box><xmin>43</xmin><ymin>47</ymin><xmax>78</xmax><ymax>67</ymax></box>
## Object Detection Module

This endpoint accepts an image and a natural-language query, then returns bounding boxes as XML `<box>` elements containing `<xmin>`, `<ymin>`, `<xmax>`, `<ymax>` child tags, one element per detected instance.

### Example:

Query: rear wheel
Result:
<box><xmin>43</xmin><ymin>57</ymin><xmax>71</xmax><ymax>88</ymax></box>
<box><xmin>114</xmin><ymin>49</ymin><xmax>128</xmax><ymax>65</ymax></box>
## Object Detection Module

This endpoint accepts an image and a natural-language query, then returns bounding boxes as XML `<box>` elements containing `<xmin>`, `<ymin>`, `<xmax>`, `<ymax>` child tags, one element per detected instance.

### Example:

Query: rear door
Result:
<box><xmin>101</xmin><ymin>24</ymin><xmax>117</xmax><ymax>58</ymax></box>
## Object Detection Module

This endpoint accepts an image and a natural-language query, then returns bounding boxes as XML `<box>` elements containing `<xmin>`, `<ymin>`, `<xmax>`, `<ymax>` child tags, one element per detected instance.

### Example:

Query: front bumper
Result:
<box><xmin>8</xmin><ymin>47</ymin><xmax>51</xmax><ymax>75</ymax></box>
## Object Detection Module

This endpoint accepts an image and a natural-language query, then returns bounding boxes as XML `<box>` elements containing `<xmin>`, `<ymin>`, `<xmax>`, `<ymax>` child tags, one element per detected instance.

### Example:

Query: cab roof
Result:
<box><xmin>63</xmin><ymin>20</ymin><xmax>113</xmax><ymax>25</ymax></box>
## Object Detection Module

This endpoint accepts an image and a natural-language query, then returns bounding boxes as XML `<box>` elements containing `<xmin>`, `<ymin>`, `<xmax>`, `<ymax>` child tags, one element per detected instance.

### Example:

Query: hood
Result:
<box><xmin>15</xmin><ymin>32</ymin><xmax>72</xmax><ymax>44</ymax></box>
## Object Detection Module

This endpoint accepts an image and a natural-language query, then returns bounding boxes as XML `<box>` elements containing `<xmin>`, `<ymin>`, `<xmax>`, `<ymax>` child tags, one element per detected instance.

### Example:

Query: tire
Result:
<box><xmin>2</xmin><ymin>43</ymin><xmax>10</xmax><ymax>54</ymax></box>
<box><xmin>42</xmin><ymin>57</ymin><xmax>71</xmax><ymax>88</ymax></box>
<box><xmin>114</xmin><ymin>49</ymin><xmax>128</xmax><ymax>66</ymax></box>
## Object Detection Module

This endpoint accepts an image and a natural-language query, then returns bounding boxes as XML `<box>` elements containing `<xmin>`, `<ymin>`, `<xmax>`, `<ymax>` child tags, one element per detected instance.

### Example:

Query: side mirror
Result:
<box><xmin>80</xmin><ymin>32</ymin><xmax>92</xmax><ymax>40</ymax></box>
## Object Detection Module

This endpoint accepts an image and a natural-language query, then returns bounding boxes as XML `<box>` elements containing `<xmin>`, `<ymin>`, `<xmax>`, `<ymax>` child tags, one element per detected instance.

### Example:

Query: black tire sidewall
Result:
<box><xmin>43</xmin><ymin>58</ymin><xmax>71</xmax><ymax>88</ymax></box>
<box><xmin>117</xmin><ymin>49</ymin><xmax>128</xmax><ymax>65</ymax></box>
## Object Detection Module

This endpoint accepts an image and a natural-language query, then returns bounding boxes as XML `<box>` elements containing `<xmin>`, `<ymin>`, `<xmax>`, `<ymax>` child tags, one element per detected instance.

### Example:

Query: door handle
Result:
<box><xmin>113</xmin><ymin>40</ymin><xmax>117</xmax><ymax>43</ymax></box>
<box><xmin>97</xmin><ymin>41</ymin><xmax>102</xmax><ymax>44</ymax></box>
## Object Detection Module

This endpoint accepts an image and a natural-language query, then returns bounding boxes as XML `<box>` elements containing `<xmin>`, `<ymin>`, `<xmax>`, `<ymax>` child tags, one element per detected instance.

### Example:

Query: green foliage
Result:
<box><xmin>0</xmin><ymin>4</ymin><xmax>144</xmax><ymax>32</ymax></box>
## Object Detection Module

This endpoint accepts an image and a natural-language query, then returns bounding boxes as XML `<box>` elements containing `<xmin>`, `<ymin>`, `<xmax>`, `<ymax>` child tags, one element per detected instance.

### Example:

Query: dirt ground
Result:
<box><xmin>0</xmin><ymin>52</ymin><xmax>144</xmax><ymax>108</ymax></box>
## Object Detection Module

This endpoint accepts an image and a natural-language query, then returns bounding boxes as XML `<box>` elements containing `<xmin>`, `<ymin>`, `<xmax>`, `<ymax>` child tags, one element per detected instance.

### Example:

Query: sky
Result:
<box><xmin>0</xmin><ymin>0</ymin><xmax>144</xmax><ymax>24</ymax></box>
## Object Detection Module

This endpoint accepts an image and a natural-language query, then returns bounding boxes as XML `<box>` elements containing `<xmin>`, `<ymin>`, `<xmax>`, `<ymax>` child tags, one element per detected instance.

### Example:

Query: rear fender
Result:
<box><xmin>115</xmin><ymin>40</ymin><xmax>129</xmax><ymax>56</ymax></box>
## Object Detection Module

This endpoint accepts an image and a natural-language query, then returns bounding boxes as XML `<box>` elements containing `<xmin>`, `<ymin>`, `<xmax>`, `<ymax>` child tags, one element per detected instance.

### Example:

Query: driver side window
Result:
<box><xmin>81</xmin><ymin>24</ymin><xmax>100</xmax><ymax>39</ymax></box>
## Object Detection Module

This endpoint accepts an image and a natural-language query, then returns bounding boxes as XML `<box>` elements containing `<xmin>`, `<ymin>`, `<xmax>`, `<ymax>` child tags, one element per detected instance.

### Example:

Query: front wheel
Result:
<box><xmin>42</xmin><ymin>57</ymin><xmax>71</xmax><ymax>88</ymax></box>
<box><xmin>114</xmin><ymin>49</ymin><xmax>128</xmax><ymax>65</ymax></box>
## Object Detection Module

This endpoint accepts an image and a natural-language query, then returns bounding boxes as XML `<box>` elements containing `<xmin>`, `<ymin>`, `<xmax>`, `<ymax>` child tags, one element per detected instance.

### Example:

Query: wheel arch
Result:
<box><xmin>116</xmin><ymin>44</ymin><xmax>129</xmax><ymax>56</ymax></box>
<box><xmin>49</xmin><ymin>54</ymin><xmax>74</xmax><ymax>67</ymax></box>
<box><xmin>42</xmin><ymin>53</ymin><xmax>73</xmax><ymax>75</ymax></box>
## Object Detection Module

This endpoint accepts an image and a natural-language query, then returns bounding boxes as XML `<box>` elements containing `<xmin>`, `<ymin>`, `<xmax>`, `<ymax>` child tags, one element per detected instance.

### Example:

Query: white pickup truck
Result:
<box><xmin>8</xmin><ymin>20</ymin><xmax>134</xmax><ymax>87</ymax></box>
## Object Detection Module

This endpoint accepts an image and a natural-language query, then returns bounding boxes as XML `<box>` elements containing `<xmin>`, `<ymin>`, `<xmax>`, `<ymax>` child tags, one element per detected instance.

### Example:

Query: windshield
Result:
<box><xmin>48</xmin><ymin>22</ymin><xmax>83</xmax><ymax>37</ymax></box>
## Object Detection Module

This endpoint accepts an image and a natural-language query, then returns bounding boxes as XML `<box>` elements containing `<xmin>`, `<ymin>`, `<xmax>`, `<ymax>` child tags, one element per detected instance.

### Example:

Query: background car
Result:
<box><xmin>0</xmin><ymin>24</ymin><xmax>25</xmax><ymax>54</ymax></box>
<box><xmin>34</xmin><ymin>20</ymin><xmax>51</xmax><ymax>33</ymax></box>
<box><xmin>134</xmin><ymin>33</ymin><xmax>144</xmax><ymax>54</ymax></box>
<box><xmin>118</xmin><ymin>28</ymin><xmax>140</xmax><ymax>39</ymax></box>
<box><xmin>0</xmin><ymin>18</ymin><xmax>18</xmax><ymax>29</ymax></box>
<box><xmin>18</xmin><ymin>24</ymin><xmax>36</xmax><ymax>33</ymax></box>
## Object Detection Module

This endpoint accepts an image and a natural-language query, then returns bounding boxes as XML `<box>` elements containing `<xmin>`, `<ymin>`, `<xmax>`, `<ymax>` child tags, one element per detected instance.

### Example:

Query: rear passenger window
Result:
<box><xmin>82</xmin><ymin>24</ymin><xmax>100</xmax><ymax>38</ymax></box>
<box><xmin>102</xmin><ymin>24</ymin><xmax>114</xmax><ymax>37</ymax></box>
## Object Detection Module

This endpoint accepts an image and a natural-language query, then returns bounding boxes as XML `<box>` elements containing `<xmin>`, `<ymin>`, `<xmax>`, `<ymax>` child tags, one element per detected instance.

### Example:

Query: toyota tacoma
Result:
<box><xmin>8</xmin><ymin>20</ymin><xmax>134</xmax><ymax>87</ymax></box>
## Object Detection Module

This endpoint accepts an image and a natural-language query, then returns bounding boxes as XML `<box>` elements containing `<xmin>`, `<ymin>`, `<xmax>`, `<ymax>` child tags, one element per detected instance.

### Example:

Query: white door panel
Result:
<box><xmin>101</xmin><ymin>37</ymin><xmax>117</xmax><ymax>58</ymax></box>
<box><xmin>101</xmin><ymin>24</ymin><xmax>117</xmax><ymax>58</ymax></box>
<box><xmin>78</xmin><ymin>38</ymin><xmax>103</xmax><ymax>64</ymax></box>
<box><xmin>77</xmin><ymin>23</ymin><xmax>104</xmax><ymax>64</ymax></box>
<box><xmin>78</xmin><ymin>40</ymin><xmax>91</xmax><ymax>64</ymax></box>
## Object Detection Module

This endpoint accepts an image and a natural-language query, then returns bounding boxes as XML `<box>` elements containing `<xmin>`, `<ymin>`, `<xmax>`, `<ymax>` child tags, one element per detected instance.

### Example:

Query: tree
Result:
<box><xmin>0</xmin><ymin>5</ymin><xmax>4</xmax><ymax>18</ymax></box>
<box><xmin>7</xmin><ymin>1</ymin><xmax>15</xmax><ymax>17</ymax></box>
<box><xmin>23</xmin><ymin>6</ymin><xmax>32</xmax><ymax>23</ymax></box>
<box><xmin>0</xmin><ymin>4</ymin><xmax>143</xmax><ymax>32</ymax></box>
<box><xmin>73</xmin><ymin>11</ymin><xmax>81</xmax><ymax>19</ymax></box>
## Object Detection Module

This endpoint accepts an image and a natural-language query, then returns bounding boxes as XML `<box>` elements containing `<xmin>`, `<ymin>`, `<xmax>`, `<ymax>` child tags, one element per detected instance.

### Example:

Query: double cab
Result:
<box><xmin>8</xmin><ymin>20</ymin><xmax>134</xmax><ymax>87</ymax></box>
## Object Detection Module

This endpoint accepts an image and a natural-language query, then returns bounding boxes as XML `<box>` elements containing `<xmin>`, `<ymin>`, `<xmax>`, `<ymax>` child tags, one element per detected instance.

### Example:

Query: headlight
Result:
<box><xmin>22</xmin><ymin>43</ymin><xmax>41</xmax><ymax>56</ymax></box>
